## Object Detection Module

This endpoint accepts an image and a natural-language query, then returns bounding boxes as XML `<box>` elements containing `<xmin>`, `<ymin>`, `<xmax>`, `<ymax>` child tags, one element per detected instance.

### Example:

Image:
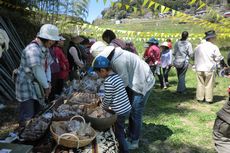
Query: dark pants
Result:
<box><xmin>162</xmin><ymin>67</ymin><xmax>171</xmax><ymax>84</ymax></box>
<box><xmin>49</xmin><ymin>78</ymin><xmax>64</xmax><ymax>101</ymax></box>
<box><xmin>176</xmin><ymin>63</ymin><xmax>188</xmax><ymax>92</ymax></box>
<box><xmin>115</xmin><ymin>111</ymin><xmax>130</xmax><ymax>153</ymax></box>
<box><xmin>213</xmin><ymin>117</ymin><xmax>230</xmax><ymax>153</ymax></box>
<box><xmin>150</xmin><ymin>65</ymin><xmax>164</xmax><ymax>88</ymax></box>
<box><xmin>19</xmin><ymin>99</ymin><xmax>41</xmax><ymax>125</ymax></box>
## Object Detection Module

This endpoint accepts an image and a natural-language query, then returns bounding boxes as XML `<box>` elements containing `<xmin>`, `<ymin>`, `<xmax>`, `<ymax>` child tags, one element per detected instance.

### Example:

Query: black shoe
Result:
<box><xmin>205</xmin><ymin>101</ymin><xmax>214</xmax><ymax>104</ymax></box>
<box><xmin>197</xmin><ymin>99</ymin><xmax>204</xmax><ymax>102</ymax></box>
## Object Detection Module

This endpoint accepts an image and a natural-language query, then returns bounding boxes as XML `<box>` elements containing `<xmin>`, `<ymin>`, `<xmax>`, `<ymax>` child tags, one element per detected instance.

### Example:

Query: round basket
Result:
<box><xmin>50</xmin><ymin>115</ymin><xmax>96</xmax><ymax>148</ymax></box>
<box><xmin>84</xmin><ymin>109</ymin><xmax>117</xmax><ymax>131</ymax></box>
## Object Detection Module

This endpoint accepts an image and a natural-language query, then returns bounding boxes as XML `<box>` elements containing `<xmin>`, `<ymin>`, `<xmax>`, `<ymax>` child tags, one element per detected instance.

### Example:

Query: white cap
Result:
<box><xmin>37</xmin><ymin>24</ymin><xmax>60</xmax><ymax>41</ymax></box>
<box><xmin>90</xmin><ymin>41</ymin><xmax>107</xmax><ymax>57</ymax></box>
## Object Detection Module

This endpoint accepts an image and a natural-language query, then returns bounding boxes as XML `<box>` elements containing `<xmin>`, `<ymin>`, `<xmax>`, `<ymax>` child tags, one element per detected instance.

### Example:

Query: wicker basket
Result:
<box><xmin>66</xmin><ymin>92</ymin><xmax>100</xmax><ymax>109</ymax></box>
<box><xmin>50</xmin><ymin>115</ymin><xmax>96</xmax><ymax>148</ymax></box>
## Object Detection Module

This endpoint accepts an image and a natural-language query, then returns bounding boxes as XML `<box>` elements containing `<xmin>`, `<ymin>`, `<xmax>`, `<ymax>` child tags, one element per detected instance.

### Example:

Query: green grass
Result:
<box><xmin>129</xmin><ymin>65</ymin><xmax>229</xmax><ymax>153</ymax></box>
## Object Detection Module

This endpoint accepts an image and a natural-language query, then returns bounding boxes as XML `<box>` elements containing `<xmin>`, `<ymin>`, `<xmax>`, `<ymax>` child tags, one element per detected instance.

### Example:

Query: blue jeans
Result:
<box><xmin>176</xmin><ymin>62</ymin><xmax>188</xmax><ymax>92</ymax></box>
<box><xmin>115</xmin><ymin>111</ymin><xmax>130</xmax><ymax>153</ymax></box>
<box><xmin>127</xmin><ymin>89</ymin><xmax>151</xmax><ymax>141</ymax></box>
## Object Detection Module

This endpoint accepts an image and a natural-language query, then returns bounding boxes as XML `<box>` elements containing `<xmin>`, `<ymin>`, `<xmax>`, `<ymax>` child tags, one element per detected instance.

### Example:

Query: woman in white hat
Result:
<box><xmin>160</xmin><ymin>42</ymin><xmax>172</xmax><ymax>89</ymax></box>
<box><xmin>15</xmin><ymin>24</ymin><xmax>60</xmax><ymax>129</ymax></box>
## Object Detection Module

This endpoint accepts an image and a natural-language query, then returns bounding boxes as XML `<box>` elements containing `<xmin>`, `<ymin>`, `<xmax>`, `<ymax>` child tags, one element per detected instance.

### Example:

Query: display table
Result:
<box><xmin>0</xmin><ymin>143</ymin><xmax>33</xmax><ymax>153</ymax></box>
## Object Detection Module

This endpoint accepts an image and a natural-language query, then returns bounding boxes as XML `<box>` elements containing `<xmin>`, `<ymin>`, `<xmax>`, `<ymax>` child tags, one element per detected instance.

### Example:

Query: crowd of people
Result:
<box><xmin>0</xmin><ymin>23</ymin><xmax>230</xmax><ymax>153</ymax></box>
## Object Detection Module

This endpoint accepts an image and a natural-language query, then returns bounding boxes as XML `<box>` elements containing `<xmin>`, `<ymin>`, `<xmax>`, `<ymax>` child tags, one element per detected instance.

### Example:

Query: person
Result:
<box><xmin>194</xmin><ymin>30</ymin><xmax>225</xmax><ymax>103</ymax></box>
<box><xmin>160</xmin><ymin>42</ymin><xmax>172</xmax><ymax>88</ymax></box>
<box><xmin>213</xmin><ymin>96</ymin><xmax>230</xmax><ymax>153</ymax></box>
<box><xmin>49</xmin><ymin>36</ymin><xmax>69</xmax><ymax>101</ymax></box>
<box><xmin>0</xmin><ymin>28</ymin><xmax>9</xmax><ymax>58</ymax></box>
<box><xmin>173</xmin><ymin>31</ymin><xmax>193</xmax><ymax>94</ymax></box>
<box><xmin>143</xmin><ymin>37</ymin><xmax>164</xmax><ymax>88</ymax></box>
<box><xmin>67</xmin><ymin>35</ymin><xmax>85</xmax><ymax>80</ymax></box>
<box><xmin>90</xmin><ymin>41</ymin><xmax>155</xmax><ymax>150</ymax></box>
<box><xmin>102</xmin><ymin>29</ymin><xmax>138</xmax><ymax>54</ymax></box>
<box><xmin>15</xmin><ymin>24</ymin><xmax>60</xmax><ymax>128</ymax></box>
<box><xmin>93</xmin><ymin>56</ymin><xmax>131</xmax><ymax>153</ymax></box>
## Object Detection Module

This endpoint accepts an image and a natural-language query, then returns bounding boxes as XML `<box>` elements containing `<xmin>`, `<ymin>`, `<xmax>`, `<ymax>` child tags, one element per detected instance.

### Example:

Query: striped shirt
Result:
<box><xmin>102</xmin><ymin>73</ymin><xmax>131</xmax><ymax>115</ymax></box>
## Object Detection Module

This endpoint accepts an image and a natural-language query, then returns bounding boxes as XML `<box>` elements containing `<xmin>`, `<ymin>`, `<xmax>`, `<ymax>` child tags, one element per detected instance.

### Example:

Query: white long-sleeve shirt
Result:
<box><xmin>195</xmin><ymin>41</ymin><xmax>224</xmax><ymax>72</ymax></box>
<box><xmin>161</xmin><ymin>49</ymin><xmax>172</xmax><ymax>68</ymax></box>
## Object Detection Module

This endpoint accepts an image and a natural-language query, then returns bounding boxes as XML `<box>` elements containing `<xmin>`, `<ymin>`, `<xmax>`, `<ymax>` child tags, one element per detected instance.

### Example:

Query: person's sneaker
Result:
<box><xmin>127</xmin><ymin>140</ymin><xmax>139</xmax><ymax>150</ymax></box>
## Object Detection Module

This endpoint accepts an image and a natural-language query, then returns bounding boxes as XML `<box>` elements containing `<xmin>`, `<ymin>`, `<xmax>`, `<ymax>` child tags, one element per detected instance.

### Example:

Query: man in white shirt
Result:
<box><xmin>194</xmin><ymin>30</ymin><xmax>224</xmax><ymax>103</ymax></box>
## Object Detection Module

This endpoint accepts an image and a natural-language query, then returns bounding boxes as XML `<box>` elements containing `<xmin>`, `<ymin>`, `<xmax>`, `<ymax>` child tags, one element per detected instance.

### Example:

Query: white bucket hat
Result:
<box><xmin>90</xmin><ymin>41</ymin><xmax>107</xmax><ymax>57</ymax></box>
<box><xmin>160</xmin><ymin>42</ymin><xmax>169</xmax><ymax>48</ymax></box>
<box><xmin>37</xmin><ymin>24</ymin><xmax>60</xmax><ymax>41</ymax></box>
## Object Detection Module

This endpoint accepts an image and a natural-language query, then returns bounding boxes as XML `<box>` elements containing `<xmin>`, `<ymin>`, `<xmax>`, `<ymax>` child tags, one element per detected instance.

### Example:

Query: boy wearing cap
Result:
<box><xmin>194</xmin><ymin>30</ymin><xmax>225</xmax><ymax>103</ymax></box>
<box><xmin>15</xmin><ymin>24</ymin><xmax>60</xmax><ymax>128</ymax></box>
<box><xmin>93</xmin><ymin>56</ymin><xmax>131</xmax><ymax>153</ymax></box>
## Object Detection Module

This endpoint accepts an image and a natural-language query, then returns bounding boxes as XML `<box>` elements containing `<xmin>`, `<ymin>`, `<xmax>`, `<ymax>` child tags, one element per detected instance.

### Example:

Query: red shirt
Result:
<box><xmin>53</xmin><ymin>46</ymin><xmax>69</xmax><ymax>80</ymax></box>
<box><xmin>143</xmin><ymin>45</ymin><xmax>161</xmax><ymax>65</ymax></box>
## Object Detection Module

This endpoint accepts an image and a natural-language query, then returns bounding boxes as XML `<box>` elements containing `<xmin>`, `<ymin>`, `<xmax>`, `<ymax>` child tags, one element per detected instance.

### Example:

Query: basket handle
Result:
<box><xmin>58</xmin><ymin>133</ymin><xmax>80</xmax><ymax>148</ymax></box>
<box><xmin>70</xmin><ymin>115</ymin><xmax>85</xmax><ymax>123</ymax></box>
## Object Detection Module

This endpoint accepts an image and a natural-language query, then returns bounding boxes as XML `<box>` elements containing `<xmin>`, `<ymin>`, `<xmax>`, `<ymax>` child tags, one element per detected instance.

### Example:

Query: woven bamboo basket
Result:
<box><xmin>50</xmin><ymin>115</ymin><xmax>96</xmax><ymax>148</ymax></box>
<box><xmin>66</xmin><ymin>92</ymin><xmax>100</xmax><ymax>109</ymax></box>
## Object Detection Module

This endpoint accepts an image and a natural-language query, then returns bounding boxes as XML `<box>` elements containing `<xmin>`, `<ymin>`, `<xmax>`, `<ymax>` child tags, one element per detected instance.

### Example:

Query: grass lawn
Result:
<box><xmin>130</xmin><ymin>64</ymin><xmax>229</xmax><ymax>153</ymax></box>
